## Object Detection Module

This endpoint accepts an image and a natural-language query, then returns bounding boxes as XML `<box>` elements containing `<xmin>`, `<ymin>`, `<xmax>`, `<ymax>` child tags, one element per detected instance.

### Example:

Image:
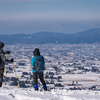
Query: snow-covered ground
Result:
<box><xmin>1</xmin><ymin>43</ymin><xmax>100</xmax><ymax>100</ymax></box>
<box><xmin>0</xmin><ymin>86</ymin><xmax>100</xmax><ymax>100</ymax></box>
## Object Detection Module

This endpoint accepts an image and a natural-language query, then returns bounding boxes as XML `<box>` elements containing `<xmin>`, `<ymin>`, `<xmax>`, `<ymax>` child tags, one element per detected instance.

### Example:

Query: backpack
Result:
<box><xmin>35</xmin><ymin>55</ymin><xmax>45</xmax><ymax>72</ymax></box>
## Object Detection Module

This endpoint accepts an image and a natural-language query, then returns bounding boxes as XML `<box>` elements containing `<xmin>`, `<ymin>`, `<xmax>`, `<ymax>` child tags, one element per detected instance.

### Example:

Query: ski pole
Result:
<box><xmin>5</xmin><ymin>54</ymin><xmax>9</xmax><ymax>84</ymax></box>
<box><xmin>12</xmin><ymin>62</ymin><xmax>20</xmax><ymax>88</ymax></box>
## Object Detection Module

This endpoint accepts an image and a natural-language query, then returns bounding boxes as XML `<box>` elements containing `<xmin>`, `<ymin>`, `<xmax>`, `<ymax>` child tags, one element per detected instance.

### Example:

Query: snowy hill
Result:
<box><xmin>0</xmin><ymin>86</ymin><xmax>100</xmax><ymax>100</ymax></box>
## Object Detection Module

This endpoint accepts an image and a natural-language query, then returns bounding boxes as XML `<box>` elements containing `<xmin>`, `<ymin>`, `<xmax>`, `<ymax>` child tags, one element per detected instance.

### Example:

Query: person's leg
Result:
<box><xmin>33</xmin><ymin>72</ymin><xmax>38</xmax><ymax>90</ymax></box>
<box><xmin>0</xmin><ymin>68</ymin><xmax>4</xmax><ymax>87</ymax></box>
<box><xmin>0</xmin><ymin>76</ymin><xmax>3</xmax><ymax>87</ymax></box>
<box><xmin>39</xmin><ymin>72</ymin><xmax>47</xmax><ymax>91</ymax></box>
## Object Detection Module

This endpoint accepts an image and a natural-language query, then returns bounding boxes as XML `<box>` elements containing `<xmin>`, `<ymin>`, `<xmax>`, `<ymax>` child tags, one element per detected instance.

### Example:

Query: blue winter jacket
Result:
<box><xmin>31</xmin><ymin>55</ymin><xmax>45</xmax><ymax>73</ymax></box>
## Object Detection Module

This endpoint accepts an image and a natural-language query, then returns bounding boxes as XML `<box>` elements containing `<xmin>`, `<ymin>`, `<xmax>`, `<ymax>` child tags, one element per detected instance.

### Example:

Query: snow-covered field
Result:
<box><xmin>0</xmin><ymin>86</ymin><xmax>100</xmax><ymax>100</ymax></box>
<box><xmin>1</xmin><ymin>43</ymin><xmax>100</xmax><ymax>100</ymax></box>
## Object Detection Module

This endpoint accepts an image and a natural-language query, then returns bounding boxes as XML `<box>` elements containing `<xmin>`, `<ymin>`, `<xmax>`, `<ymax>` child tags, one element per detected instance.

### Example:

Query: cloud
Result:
<box><xmin>0</xmin><ymin>10</ymin><xmax>100</xmax><ymax>21</ymax></box>
<box><xmin>0</xmin><ymin>0</ymin><xmax>100</xmax><ymax>21</ymax></box>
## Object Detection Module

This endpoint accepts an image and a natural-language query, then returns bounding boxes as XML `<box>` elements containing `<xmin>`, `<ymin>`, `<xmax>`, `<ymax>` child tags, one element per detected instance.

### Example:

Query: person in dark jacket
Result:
<box><xmin>0</xmin><ymin>42</ymin><xmax>14</xmax><ymax>87</ymax></box>
<box><xmin>32</xmin><ymin>48</ymin><xmax>47</xmax><ymax>91</ymax></box>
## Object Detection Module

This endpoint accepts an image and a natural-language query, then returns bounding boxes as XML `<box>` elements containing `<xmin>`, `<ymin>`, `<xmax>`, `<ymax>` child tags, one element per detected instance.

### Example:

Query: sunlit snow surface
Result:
<box><xmin>0</xmin><ymin>86</ymin><xmax>100</xmax><ymax>100</ymax></box>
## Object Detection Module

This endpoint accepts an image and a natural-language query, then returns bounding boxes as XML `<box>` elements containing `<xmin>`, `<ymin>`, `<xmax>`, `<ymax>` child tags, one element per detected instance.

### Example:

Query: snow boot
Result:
<box><xmin>0</xmin><ymin>82</ymin><xmax>2</xmax><ymax>87</ymax></box>
<box><xmin>34</xmin><ymin>84</ymin><xmax>38</xmax><ymax>91</ymax></box>
<box><xmin>43</xmin><ymin>84</ymin><xmax>47</xmax><ymax>91</ymax></box>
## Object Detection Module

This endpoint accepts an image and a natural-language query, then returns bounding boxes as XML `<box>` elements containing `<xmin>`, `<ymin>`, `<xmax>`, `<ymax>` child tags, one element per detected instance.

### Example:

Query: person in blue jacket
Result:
<box><xmin>32</xmin><ymin>48</ymin><xmax>47</xmax><ymax>91</ymax></box>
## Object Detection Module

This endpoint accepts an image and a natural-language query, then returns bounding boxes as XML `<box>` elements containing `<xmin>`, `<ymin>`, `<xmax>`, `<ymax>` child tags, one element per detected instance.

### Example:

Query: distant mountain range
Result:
<box><xmin>0</xmin><ymin>28</ymin><xmax>100</xmax><ymax>44</ymax></box>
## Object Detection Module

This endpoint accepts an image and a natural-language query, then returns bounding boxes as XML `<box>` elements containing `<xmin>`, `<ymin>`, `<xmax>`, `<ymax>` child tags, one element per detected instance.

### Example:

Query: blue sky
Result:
<box><xmin>0</xmin><ymin>0</ymin><xmax>100</xmax><ymax>34</ymax></box>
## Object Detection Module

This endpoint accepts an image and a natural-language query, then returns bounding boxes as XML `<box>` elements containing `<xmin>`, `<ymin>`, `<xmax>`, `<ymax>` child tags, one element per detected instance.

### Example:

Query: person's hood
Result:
<box><xmin>33</xmin><ymin>48</ymin><xmax>40</xmax><ymax>55</ymax></box>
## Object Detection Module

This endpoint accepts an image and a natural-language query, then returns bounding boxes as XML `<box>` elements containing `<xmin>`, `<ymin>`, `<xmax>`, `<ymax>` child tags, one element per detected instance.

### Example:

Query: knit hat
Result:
<box><xmin>0</xmin><ymin>42</ymin><xmax>4</xmax><ymax>49</ymax></box>
<box><xmin>33</xmin><ymin>48</ymin><xmax>40</xmax><ymax>56</ymax></box>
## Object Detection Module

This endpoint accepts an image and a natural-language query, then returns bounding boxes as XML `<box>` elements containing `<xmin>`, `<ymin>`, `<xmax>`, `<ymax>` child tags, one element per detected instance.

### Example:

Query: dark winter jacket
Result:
<box><xmin>0</xmin><ymin>49</ymin><xmax>11</xmax><ymax>68</ymax></box>
<box><xmin>0</xmin><ymin>49</ymin><xmax>6</xmax><ymax>68</ymax></box>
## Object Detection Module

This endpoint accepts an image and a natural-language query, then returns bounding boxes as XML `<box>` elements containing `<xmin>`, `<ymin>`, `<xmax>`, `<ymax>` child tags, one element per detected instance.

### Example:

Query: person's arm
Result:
<box><xmin>32</xmin><ymin>57</ymin><xmax>36</xmax><ymax>71</ymax></box>
<box><xmin>3</xmin><ymin>51</ymin><xmax>11</xmax><ymax>54</ymax></box>
<box><xmin>32</xmin><ymin>57</ymin><xmax>36</xmax><ymax>67</ymax></box>
<box><xmin>0</xmin><ymin>52</ymin><xmax>13</xmax><ymax>63</ymax></box>
<box><xmin>6</xmin><ymin>59</ymin><xmax>14</xmax><ymax>63</ymax></box>
<box><xmin>0</xmin><ymin>53</ymin><xmax>5</xmax><ymax>62</ymax></box>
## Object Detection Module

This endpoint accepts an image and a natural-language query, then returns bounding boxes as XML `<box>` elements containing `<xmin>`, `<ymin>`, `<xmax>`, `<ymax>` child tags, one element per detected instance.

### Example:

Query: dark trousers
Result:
<box><xmin>0</xmin><ymin>68</ymin><xmax>4</xmax><ymax>87</ymax></box>
<box><xmin>33</xmin><ymin>72</ymin><xmax>46</xmax><ymax>85</ymax></box>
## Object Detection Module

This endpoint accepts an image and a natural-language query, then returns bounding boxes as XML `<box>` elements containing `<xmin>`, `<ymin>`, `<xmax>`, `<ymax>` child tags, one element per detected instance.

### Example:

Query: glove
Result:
<box><xmin>6</xmin><ymin>51</ymin><xmax>11</xmax><ymax>54</ymax></box>
<box><xmin>10</xmin><ymin>59</ymin><xmax>14</xmax><ymax>63</ymax></box>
